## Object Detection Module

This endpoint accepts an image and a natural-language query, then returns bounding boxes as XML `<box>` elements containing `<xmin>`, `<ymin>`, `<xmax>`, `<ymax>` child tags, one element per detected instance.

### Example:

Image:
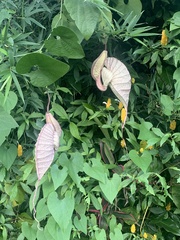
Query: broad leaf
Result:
<box><xmin>46</xmin><ymin>217</ymin><xmax>72</xmax><ymax>240</ymax></box>
<box><xmin>45</xmin><ymin>26</ymin><xmax>84</xmax><ymax>59</ymax></box>
<box><xmin>16</xmin><ymin>53</ymin><xmax>69</xmax><ymax>87</ymax></box>
<box><xmin>129</xmin><ymin>150</ymin><xmax>152</xmax><ymax>173</ymax></box>
<box><xmin>83</xmin><ymin>158</ymin><xmax>108</xmax><ymax>183</ymax></box>
<box><xmin>99</xmin><ymin>174</ymin><xmax>122</xmax><ymax>204</ymax></box>
<box><xmin>0</xmin><ymin>91</ymin><xmax>17</xmax><ymax>113</ymax></box>
<box><xmin>21</xmin><ymin>222</ymin><xmax>37</xmax><ymax>240</ymax></box>
<box><xmin>0</xmin><ymin>107</ymin><xmax>18</xmax><ymax>145</ymax></box>
<box><xmin>50</xmin><ymin>165</ymin><xmax>68</xmax><ymax>190</ymax></box>
<box><xmin>0</xmin><ymin>144</ymin><xmax>17</xmax><ymax>170</ymax></box>
<box><xmin>59</xmin><ymin>152</ymin><xmax>85</xmax><ymax>193</ymax></box>
<box><xmin>64</xmin><ymin>0</ymin><xmax>100</xmax><ymax>40</ymax></box>
<box><xmin>160</xmin><ymin>94</ymin><xmax>174</xmax><ymax>116</ymax></box>
<box><xmin>47</xmin><ymin>191</ymin><xmax>74</xmax><ymax>230</ymax></box>
<box><xmin>115</xmin><ymin>0</ymin><xmax>142</xmax><ymax>19</ymax></box>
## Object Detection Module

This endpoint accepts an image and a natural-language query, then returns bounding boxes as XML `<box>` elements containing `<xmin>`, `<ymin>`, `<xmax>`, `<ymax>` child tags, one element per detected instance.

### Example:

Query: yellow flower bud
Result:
<box><xmin>121</xmin><ymin>108</ymin><xmax>126</xmax><ymax>124</ymax></box>
<box><xmin>131</xmin><ymin>78</ymin><xmax>135</xmax><ymax>84</ymax></box>
<box><xmin>169</xmin><ymin>120</ymin><xmax>176</xmax><ymax>131</ymax></box>
<box><xmin>130</xmin><ymin>224</ymin><xmax>136</xmax><ymax>233</ymax></box>
<box><xmin>140</xmin><ymin>148</ymin><xmax>144</xmax><ymax>153</ymax></box>
<box><xmin>161</xmin><ymin>30</ymin><xmax>168</xmax><ymax>46</ymax></box>
<box><xmin>143</xmin><ymin>232</ymin><xmax>148</xmax><ymax>239</ymax></box>
<box><xmin>17</xmin><ymin>144</ymin><xmax>23</xmax><ymax>157</ymax></box>
<box><xmin>120</xmin><ymin>139</ymin><xmax>126</xmax><ymax>148</ymax></box>
<box><xmin>148</xmin><ymin>146</ymin><xmax>153</xmax><ymax>150</ymax></box>
<box><xmin>105</xmin><ymin>98</ymin><xmax>111</xmax><ymax>108</ymax></box>
<box><xmin>118</xmin><ymin>102</ymin><xmax>124</xmax><ymax>110</ymax></box>
<box><xmin>166</xmin><ymin>202</ymin><xmax>171</xmax><ymax>211</ymax></box>
<box><xmin>152</xmin><ymin>234</ymin><xmax>157</xmax><ymax>240</ymax></box>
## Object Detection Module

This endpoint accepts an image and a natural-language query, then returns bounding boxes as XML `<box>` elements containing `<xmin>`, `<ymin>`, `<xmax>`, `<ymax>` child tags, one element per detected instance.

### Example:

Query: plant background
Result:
<box><xmin>0</xmin><ymin>0</ymin><xmax>179</xmax><ymax>239</ymax></box>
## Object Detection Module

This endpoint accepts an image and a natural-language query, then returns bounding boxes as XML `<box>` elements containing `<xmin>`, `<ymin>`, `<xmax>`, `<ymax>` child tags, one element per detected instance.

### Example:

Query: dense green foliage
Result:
<box><xmin>0</xmin><ymin>0</ymin><xmax>179</xmax><ymax>239</ymax></box>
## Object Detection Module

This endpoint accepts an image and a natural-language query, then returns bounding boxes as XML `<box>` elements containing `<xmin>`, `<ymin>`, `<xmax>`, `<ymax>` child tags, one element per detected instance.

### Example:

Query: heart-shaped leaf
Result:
<box><xmin>129</xmin><ymin>150</ymin><xmax>152</xmax><ymax>173</ymax></box>
<box><xmin>0</xmin><ymin>144</ymin><xmax>17</xmax><ymax>170</ymax></box>
<box><xmin>47</xmin><ymin>191</ymin><xmax>74</xmax><ymax>230</ymax></box>
<box><xmin>50</xmin><ymin>165</ymin><xmax>68</xmax><ymax>190</ymax></box>
<box><xmin>16</xmin><ymin>53</ymin><xmax>69</xmax><ymax>87</ymax></box>
<box><xmin>83</xmin><ymin>158</ymin><xmax>108</xmax><ymax>184</ymax></box>
<box><xmin>99</xmin><ymin>174</ymin><xmax>122</xmax><ymax>204</ymax></box>
<box><xmin>45</xmin><ymin>26</ymin><xmax>84</xmax><ymax>59</ymax></box>
<box><xmin>0</xmin><ymin>107</ymin><xmax>18</xmax><ymax>146</ymax></box>
<box><xmin>64</xmin><ymin>0</ymin><xmax>100</xmax><ymax>40</ymax></box>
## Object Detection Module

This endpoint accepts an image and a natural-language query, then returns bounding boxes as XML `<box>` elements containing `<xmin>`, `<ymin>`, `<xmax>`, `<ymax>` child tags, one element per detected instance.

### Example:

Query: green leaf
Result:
<box><xmin>173</xmin><ymin>68</ymin><xmax>180</xmax><ymax>99</ymax></box>
<box><xmin>99</xmin><ymin>174</ymin><xmax>122</xmax><ymax>204</ymax></box>
<box><xmin>0</xmin><ymin>9</ymin><xmax>11</xmax><ymax>25</ymax></box>
<box><xmin>109</xmin><ymin>224</ymin><xmax>123</xmax><ymax>240</ymax></box>
<box><xmin>11</xmin><ymin>71</ymin><xmax>25</xmax><ymax>104</ymax></box>
<box><xmin>0</xmin><ymin>144</ymin><xmax>17</xmax><ymax>170</ymax></box>
<box><xmin>50</xmin><ymin>165</ymin><xmax>68</xmax><ymax>190</ymax></box>
<box><xmin>129</xmin><ymin>150</ymin><xmax>152</xmax><ymax>173</ymax></box>
<box><xmin>83</xmin><ymin>158</ymin><xmax>108</xmax><ymax>183</ymax></box>
<box><xmin>36</xmin><ymin>198</ymin><xmax>49</xmax><ymax>220</ymax></box>
<box><xmin>64</xmin><ymin>0</ymin><xmax>100</xmax><ymax>40</ymax></box>
<box><xmin>152</xmin><ymin>216</ymin><xmax>180</xmax><ymax>236</ymax></box>
<box><xmin>45</xmin><ymin>26</ymin><xmax>84</xmax><ymax>59</ymax></box>
<box><xmin>0</xmin><ymin>107</ymin><xmax>18</xmax><ymax>145</ymax></box>
<box><xmin>21</xmin><ymin>222</ymin><xmax>37</xmax><ymax>240</ymax></box>
<box><xmin>74</xmin><ymin>215</ymin><xmax>87</xmax><ymax>235</ymax></box>
<box><xmin>69</xmin><ymin>122</ymin><xmax>81</xmax><ymax>140</ymax></box>
<box><xmin>46</xmin><ymin>217</ymin><xmax>72</xmax><ymax>240</ymax></box>
<box><xmin>160</xmin><ymin>94</ymin><xmax>174</xmax><ymax>116</ymax></box>
<box><xmin>47</xmin><ymin>191</ymin><xmax>74</xmax><ymax>230</ymax></box>
<box><xmin>172</xmin><ymin>184</ymin><xmax>180</xmax><ymax>209</ymax></box>
<box><xmin>52</xmin><ymin>103</ymin><xmax>69</xmax><ymax>120</ymax></box>
<box><xmin>115</xmin><ymin>0</ymin><xmax>142</xmax><ymax>18</ymax></box>
<box><xmin>0</xmin><ymin>91</ymin><xmax>17</xmax><ymax>113</ymax></box>
<box><xmin>16</xmin><ymin>53</ymin><xmax>69</xmax><ymax>87</ymax></box>
<box><xmin>59</xmin><ymin>152</ymin><xmax>85</xmax><ymax>193</ymax></box>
